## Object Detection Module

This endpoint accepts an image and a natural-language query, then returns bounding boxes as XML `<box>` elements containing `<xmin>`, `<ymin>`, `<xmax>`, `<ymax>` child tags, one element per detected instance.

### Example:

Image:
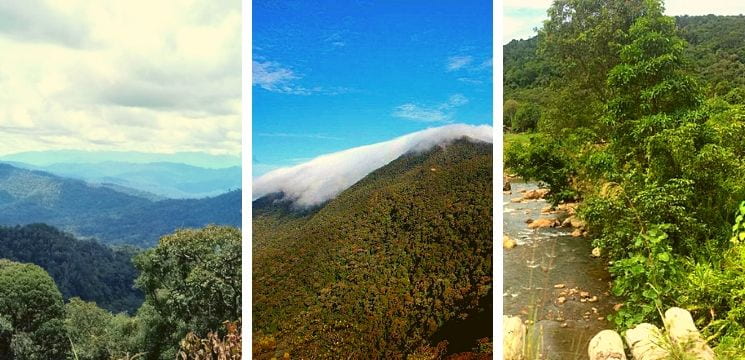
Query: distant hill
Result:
<box><xmin>0</xmin><ymin>163</ymin><xmax>241</xmax><ymax>247</ymax></box>
<box><xmin>0</xmin><ymin>150</ymin><xmax>240</xmax><ymax>169</ymax></box>
<box><xmin>5</xmin><ymin>161</ymin><xmax>241</xmax><ymax>199</ymax></box>
<box><xmin>0</xmin><ymin>224</ymin><xmax>142</xmax><ymax>314</ymax></box>
<box><xmin>252</xmin><ymin>138</ymin><xmax>492</xmax><ymax>358</ymax></box>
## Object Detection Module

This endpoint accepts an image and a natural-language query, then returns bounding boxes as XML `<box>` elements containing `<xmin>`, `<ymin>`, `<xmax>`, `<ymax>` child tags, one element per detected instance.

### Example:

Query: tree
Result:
<box><xmin>133</xmin><ymin>226</ymin><xmax>241</xmax><ymax>360</ymax></box>
<box><xmin>604</xmin><ymin>0</ymin><xmax>702</xmax><ymax>165</ymax></box>
<box><xmin>65</xmin><ymin>298</ymin><xmax>115</xmax><ymax>360</ymax></box>
<box><xmin>0</xmin><ymin>259</ymin><xmax>70</xmax><ymax>359</ymax></box>
<box><xmin>503</xmin><ymin>99</ymin><xmax>519</xmax><ymax>130</ymax></box>
<box><xmin>539</xmin><ymin>0</ymin><xmax>649</xmax><ymax>132</ymax></box>
<box><xmin>512</xmin><ymin>103</ymin><xmax>541</xmax><ymax>132</ymax></box>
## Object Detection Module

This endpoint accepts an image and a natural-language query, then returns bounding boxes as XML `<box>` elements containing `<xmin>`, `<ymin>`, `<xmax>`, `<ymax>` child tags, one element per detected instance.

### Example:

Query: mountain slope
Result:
<box><xmin>0</xmin><ymin>164</ymin><xmax>241</xmax><ymax>247</ymax></box>
<box><xmin>252</xmin><ymin>138</ymin><xmax>492</xmax><ymax>358</ymax></box>
<box><xmin>0</xmin><ymin>224</ymin><xmax>142</xmax><ymax>313</ymax></box>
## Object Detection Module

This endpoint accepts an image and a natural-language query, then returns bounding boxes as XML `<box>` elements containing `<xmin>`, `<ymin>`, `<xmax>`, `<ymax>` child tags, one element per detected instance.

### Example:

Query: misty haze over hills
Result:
<box><xmin>0</xmin><ymin>150</ymin><xmax>241</xmax><ymax>199</ymax></box>
<box><xmin>253</xmin><ymin>124</ymin><xmax>493</xmax><ymax>207</ymax></box>
<box><xmin>0</xmin><ymin>163</ymin><xmax>241</xmax><ymax>247</ymax></box>
<box><xmin>0</xmin><ymin>150</ymin><xmax>240</xmax><ymax>168</ymax></box>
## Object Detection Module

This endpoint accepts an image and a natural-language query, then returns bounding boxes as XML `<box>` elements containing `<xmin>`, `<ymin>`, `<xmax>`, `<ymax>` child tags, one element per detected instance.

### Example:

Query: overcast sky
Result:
<box><xmin>0</xmin><ymin>0</ymin><xmax>240</xmax><ymax>156</ymax></box>
<box><xmin>504</xmin><ymin>0</ymin><xmax>745</xmax><ymax>44</ymax></box>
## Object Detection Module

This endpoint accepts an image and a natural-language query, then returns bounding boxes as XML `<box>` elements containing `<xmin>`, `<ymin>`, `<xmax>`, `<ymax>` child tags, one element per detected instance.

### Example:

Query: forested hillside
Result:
<box><xmin>504</xmin><ymin>1</ymin><xmax>745</xmax><ymax>356</ymax></box>
<box><xmin>253</xmin><ymin>139</ymin><xmax>492</xmax><ymax>358</ymax></box>
<box><xmin>0</xmin><ymin>163</ymin><xmax>241</xmax><ymax>247</ymax></box>
<box><xmin>0</xmin><ymin>224</ymin><xmax>141</xmax><ymax>313</ymax></box>
<box><xmin>0</xmin><ymin>225</ymin><xmax>241</xmax><ymax>360</ymax></box>
<box><xmin>503</xmin><ymin>14</ymin><xmax>745</xmax><ymax>132</ymax></box>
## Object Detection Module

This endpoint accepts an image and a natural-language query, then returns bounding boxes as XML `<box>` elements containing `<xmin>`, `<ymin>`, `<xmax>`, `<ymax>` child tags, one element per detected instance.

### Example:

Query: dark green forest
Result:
<box><xmin>0</xmin><ymin>225</ymin><xmax>241</xmax><ymax>360</ymax></box>
<box><xmin>0</xmin><ymin>163</ymin><xmax>241</xmax><ymax>247</ymax></box>
<box><xmin>505</xmin><ymin>1</ymin><xmax>745</xmax><ymax>356</ymax></box>
<box><xmin>253</xmin><ymin>139</ymin><xmax>492</xmax><ymax>359</ymax></box>
<box><xmin>0</xmin><ymin>224</ymin><xmax>141</xmax><ymax>313</ymax></box>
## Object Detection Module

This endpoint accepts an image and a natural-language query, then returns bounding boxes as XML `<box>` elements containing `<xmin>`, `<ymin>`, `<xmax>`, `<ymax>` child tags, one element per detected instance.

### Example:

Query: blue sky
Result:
<box><xmin>253</xmin><ymin>0</ymin><xmax>492</xmax><ymax>177</ymax></box>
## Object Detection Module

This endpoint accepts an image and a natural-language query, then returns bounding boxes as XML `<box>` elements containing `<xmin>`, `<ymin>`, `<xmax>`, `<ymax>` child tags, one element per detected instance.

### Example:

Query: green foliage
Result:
<box><xmin>0</xmin><ymin>259</ymin><xmax>70</xmax><ymax>359</ymax></box>
<box><xmin>65</xmin><ymin>298</ymin><xmax>116</xmax><ymax>360</ymax></box>
<box><xmin>0</xmin><ymin>224</ymin><xmax>142</xmax><ymax>313</ymax></box>
<box><xmin>253</xmin><ymin>140</ymin><xmax>492</xmax><ymax>358</ymax></box>
<box><xmin>505</xmin><ymin>0</ymin><xmax>745</xmax><ymax>354</ymax></box>
<box><xmin>505</xmin><ymin>134</ymin><xmax>577</xmax><ymax>203</ymax></box>
<box><xmin>134</xmin><ymin>226</ymin><xmax>241</xmax><ymax>360</ymax></box>
<box><xmin>512</xmin><ymin>103</ymin><xmax>540</xmax><ymax>132</ymax></box>
<box><xmin>607</xmin><ymin>225</ymin><xmax>685</xmax><ymax>328</ymax></box>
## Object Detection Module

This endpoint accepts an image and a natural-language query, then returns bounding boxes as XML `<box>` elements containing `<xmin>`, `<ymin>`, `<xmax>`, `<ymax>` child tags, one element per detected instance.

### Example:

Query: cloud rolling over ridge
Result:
<box><xmin>253</xmin><ymin>124</ymin><xmax>493</xmax><ymax>207</ymax></box>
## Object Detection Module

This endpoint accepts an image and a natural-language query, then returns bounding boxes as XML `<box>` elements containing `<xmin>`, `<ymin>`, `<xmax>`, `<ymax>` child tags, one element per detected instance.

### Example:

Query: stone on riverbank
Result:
<box><xmin>528</xmin><ymin>218</ymin><xmax>559</xmax><ymax>229</ymax></box>
<box><xmin>503</xmin><ymin>316</ymin><xmax>526</xmax><ymax>360</ymax></box>
<box><xmin>588</xmin><ymin>330</ymin><xmax>626</xmax><ymax>360</ymax></box>
<box><xmin>504</xmin><ymin>235</ymin><xmax>517</xmax><ymax>249</ymax></box>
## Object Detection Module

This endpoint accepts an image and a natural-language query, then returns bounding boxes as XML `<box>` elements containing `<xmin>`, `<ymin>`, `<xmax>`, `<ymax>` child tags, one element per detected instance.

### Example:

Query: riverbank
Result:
<box><xmin>503</xmin><ymin>180</ymin><xmax>620</xmax><ymax>359</ymax></box>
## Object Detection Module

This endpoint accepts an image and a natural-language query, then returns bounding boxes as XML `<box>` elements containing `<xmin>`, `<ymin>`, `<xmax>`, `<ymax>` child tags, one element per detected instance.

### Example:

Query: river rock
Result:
<box><xmin>664</xmin><ymin>307</ymin><xmax>715</xmax><ymax>359</ymax></box>
<box><xmin>503</xmin><ymin>178</ymin><xmax>512</xmax><ymax>191</ymax></box>
<box><xmin>503</xmin><ymin>316</ymin><xmax>526</xmax><ymax>360</ymax></box>
<box><xmin>557</xmin><ymin>202</ymin><xmax>578</xmax><ymax>215</ymax></box>
<box><xmin>504</xmin><ymin>235</ymin><xmax>517</xmax><ymax>249</ymax></box>
<box><xmin>523</xmin><ymin>188</ymin><xmax>550</xmax><ymax>200</ymax></box>
<box><xmin>588</xmin><ymin>330</ymin><xmax>626</xmax><ymax>360</ymax></box>
<box><xmin>562</xmin><ymin>215</ymin><xmax>587</xmax><ymax>229</ymax></box>
<box><xmin>528</xmin><ymin>218</ymin><xmax>559</xmax><ymax>229</ymax></box>
<box><xmin>625</xmin><ymin>323</ymin><xmax>667</xmax><ymax>360</ymax></box>
<box><xmin>571</xmin><ymin>228</ymin><xmax>583</xmax><ymax>237</ymax></box>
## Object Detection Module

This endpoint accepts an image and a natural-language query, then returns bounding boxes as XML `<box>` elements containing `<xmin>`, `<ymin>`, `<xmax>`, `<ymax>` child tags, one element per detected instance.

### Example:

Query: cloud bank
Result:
<box><xmin>0</xmin><ymin>0</ymin><xmax>240</xmax><ymax>156</ymax></box>
<box><xmin>253</xmin><ymin>124</ymin><xmax>493</xmax><ymax>207</ymax></box>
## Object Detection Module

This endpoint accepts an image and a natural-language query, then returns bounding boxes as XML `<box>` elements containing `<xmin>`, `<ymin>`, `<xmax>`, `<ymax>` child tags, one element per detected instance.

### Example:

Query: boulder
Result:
<box><xmin>588</xmin><ymin>330</ymin><xmax>626</xmax><ymax>360</ymax></box>
<box><xmin>625</xmin><ymin>323</ymin><xmax>667</xmax><ymax>360</ymax></box>
<box><xmin>528</xmin><ymin>218</ymin><xmax>559</xmax><ymax>229</ymax></box>
<box><xmin>522</xmin><ymin>188</ymin><xmax>550</xmax><ymax>200</ymax></box>
<box><xmin>503</xmin><ymin>316</ymin><xmax>526</xmax><ymax>360</ymax></box>
<box><xmin>503</xmin><ymin>178</ymin><xmax>512</xmax><ymax>191</ymax></box>
<box><xmin>664</xmin><ymin>307</ymin><xmax>715</xmax><ymax>359</ymax></box>
<box><xmin>562</xmin><ymin>215</ymin><xmax>587</xmax><ymax>229</ymax></box>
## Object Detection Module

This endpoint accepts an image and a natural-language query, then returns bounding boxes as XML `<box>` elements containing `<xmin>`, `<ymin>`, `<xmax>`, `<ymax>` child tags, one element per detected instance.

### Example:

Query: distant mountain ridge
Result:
<box><xmin>0</xmin><ymin>163</ymin><xmax>241</xmax><ymax>247</ymax></box>
<box><xmin>0</xmin><ymin>149</ymin><xmax>240</xmax><ymax>168</ymax></box>
<box><xmin>4</xmin><ymin>161</ymin><xmax>241</xmax><ymax>199</ymax></box>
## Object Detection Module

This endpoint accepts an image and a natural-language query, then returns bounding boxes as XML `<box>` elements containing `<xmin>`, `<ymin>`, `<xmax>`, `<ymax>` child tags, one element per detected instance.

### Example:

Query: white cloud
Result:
<box><xmin>393</xmin><ymin>94</ymin><xmax>470</xmax><ymax>123</ymax></box>
<box><xmin>0</xmin><ymin>0</ymin><xmax>240</xmax><ymax>156</ymax></box>
<box><xmin>253</xmin><ymin>124</ymin><xmax>493</xmax><ymax>207</ymax></box>
<box><xmin>447</xmin><ymin>55</ymin><xmax>473</xmax><ymax>71</ymax></box>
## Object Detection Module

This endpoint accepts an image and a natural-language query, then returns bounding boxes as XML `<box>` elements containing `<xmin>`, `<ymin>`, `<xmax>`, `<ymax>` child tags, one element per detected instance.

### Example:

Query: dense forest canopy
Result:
<box><xmin>0</xmin><ymin>224</ymin><xmax>142</xmax><ymax>314</ymax></box>
<box><xmin>505</xmin><ymin>1</ymin><xmax>745</xmax><ymax>356</ymax></box>
<box><xmin>253</xmin><ymin>139</ymin><xmax>492</xmax><ymax>358</ymax></box>
<box><xmin>0</xmin><ymin>225</ymin><xmax>241</xmax><ymax>360</ymax></box>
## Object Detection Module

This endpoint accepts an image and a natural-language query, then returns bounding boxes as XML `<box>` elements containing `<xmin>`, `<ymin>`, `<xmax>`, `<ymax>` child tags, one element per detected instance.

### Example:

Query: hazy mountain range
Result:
<box><xmin>0</xmin><ymin>163</ymin><xmax>241</xmax><ymax>247</ymax></box>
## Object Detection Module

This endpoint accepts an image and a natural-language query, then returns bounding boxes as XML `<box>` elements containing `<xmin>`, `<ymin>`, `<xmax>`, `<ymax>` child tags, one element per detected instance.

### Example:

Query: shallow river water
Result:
<box><xmin>503</xmin><ymin>181</ymin><xmax>619</xmax><ymax>359</ymax></box>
